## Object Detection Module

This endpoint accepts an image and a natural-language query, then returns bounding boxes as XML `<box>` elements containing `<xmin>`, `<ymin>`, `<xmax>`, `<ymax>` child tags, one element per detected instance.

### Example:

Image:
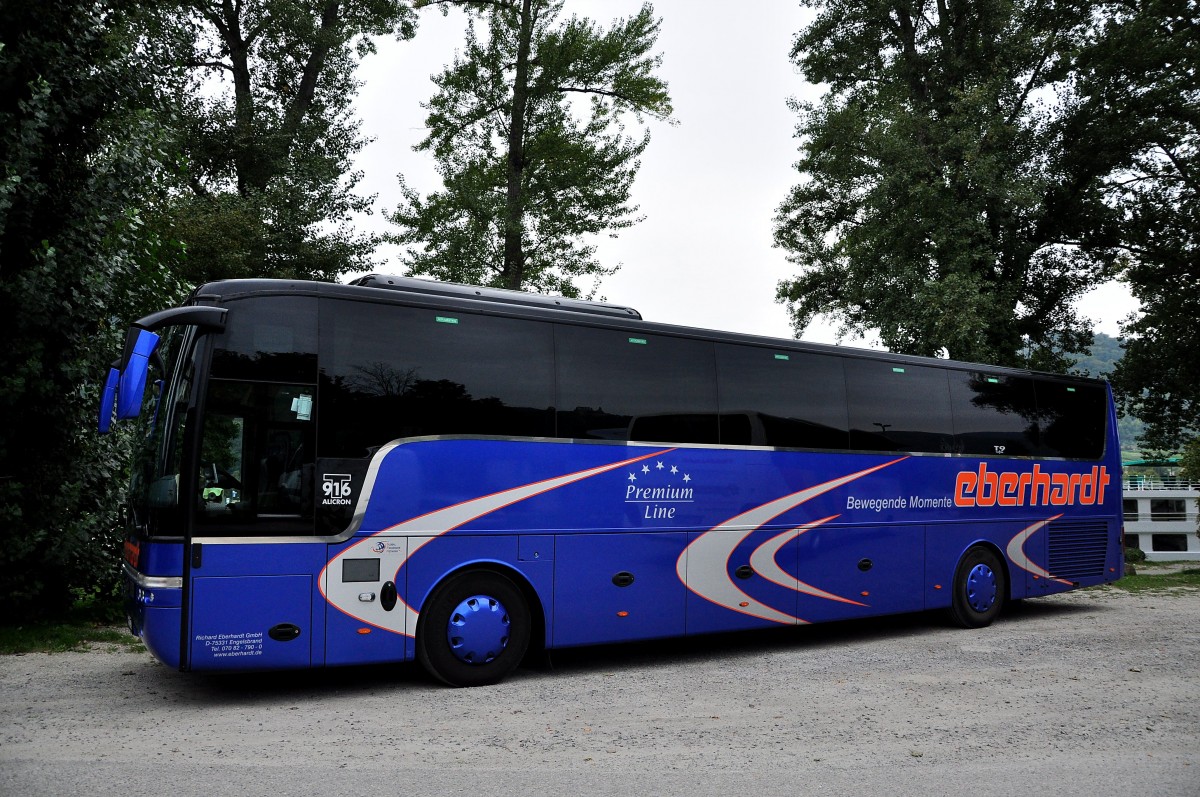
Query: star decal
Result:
<box><xmin>621</xmin><ymin>457</ymin><xmax>695</xmax><ymax>489</ymax></box>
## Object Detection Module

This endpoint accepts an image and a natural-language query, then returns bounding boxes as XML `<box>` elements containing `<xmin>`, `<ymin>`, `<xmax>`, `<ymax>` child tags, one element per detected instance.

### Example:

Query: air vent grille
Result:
<box><xmin>1048</xmin><ymin>520</ymin><xmax>1109</xmax><ymax>581</ymax></box>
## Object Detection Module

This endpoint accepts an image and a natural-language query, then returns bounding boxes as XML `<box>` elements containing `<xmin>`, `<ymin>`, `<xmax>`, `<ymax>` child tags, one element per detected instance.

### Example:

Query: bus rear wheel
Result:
<box><xmin>416</xmin><ymin>570</ymin><xmax>531</xmax><ymax>687</ymax></box>
<box><xmin>948</xmin><ymin>546</ymin><xmax>1006</xmax><ymax>629</ymax></box>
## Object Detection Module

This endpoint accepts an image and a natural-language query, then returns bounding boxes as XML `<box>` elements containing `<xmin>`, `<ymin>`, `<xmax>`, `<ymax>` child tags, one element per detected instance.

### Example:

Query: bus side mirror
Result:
<box><xmin>98</xmin><ymin>366</ymin><xmax>119</xmax><ymax>434</ymax></box>
<box><xmin>116</xmin><ymin>328</ymin><xmax>160</xmax><ymax>420</ymax></box>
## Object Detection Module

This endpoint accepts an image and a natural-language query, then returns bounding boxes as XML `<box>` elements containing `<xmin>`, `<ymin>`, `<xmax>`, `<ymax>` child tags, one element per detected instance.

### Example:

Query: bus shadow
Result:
<box><xmin>537</xmin><ymin>597</ymin><xmax>1109</xmax><ymax>678</ymax></box>
<box><xmin>165</xmin><ymin>597</ymin><xmax>1109</xmax><ymax>701</ymax></box>
<box><xmin>177</xmin><ymin>658</ymin><xmax>429</xmax><ymax>702</ymax></box>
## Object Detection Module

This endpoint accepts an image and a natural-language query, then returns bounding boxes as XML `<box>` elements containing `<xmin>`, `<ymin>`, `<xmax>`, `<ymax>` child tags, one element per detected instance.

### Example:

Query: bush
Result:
<box><xmin>1124</xmin><ymin>546</ymin><xmax>1147</xmax><ymax>565</ymax></box>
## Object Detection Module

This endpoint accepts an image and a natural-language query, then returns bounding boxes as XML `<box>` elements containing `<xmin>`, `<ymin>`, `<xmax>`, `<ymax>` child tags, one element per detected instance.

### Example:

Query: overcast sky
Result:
<box><xmin>350</xmin><ymin>0</ymin><xmax>1138</xmax><ymax>348</ymax></box>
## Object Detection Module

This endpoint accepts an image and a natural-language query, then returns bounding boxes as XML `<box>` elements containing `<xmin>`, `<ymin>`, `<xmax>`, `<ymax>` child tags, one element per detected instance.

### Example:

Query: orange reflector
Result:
<box><xmin>616</xmin><ymin>611</ymin><xmax>629</xmax><ymax>617</ymax></box>
<box><xmin>860</xmin><ymin>591</ymin><xmax>869</xmax><ymax>597</ymax></box>
<box><xmin>934</xmin><ymin>584</ymin><xmax>942</xmax><ymax>590</ymax></box>
<box><xmin>739</xmin><ymin>601</ymin><xmax>750</xmax><ymax>607</ymax></box>
<box><xmin>1033</xmin><ymin>575</ymin><xmax>1040</xmax><ymax>580</ymax></box>
<box><xmin>357</xmin><ymin>628</ymin><xmax>371</xmax><ymax>635</ymax></box>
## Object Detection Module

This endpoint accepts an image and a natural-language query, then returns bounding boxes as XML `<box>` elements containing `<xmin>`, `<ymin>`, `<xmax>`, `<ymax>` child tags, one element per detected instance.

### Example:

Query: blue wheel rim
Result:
<box><xmin>965</xmin><ymin>563</ymin><xmax>998</xmax><ymax>613</ymax></box>
<box><xmin>446</xmin><ymin>594</ymin><xmax>511</xmax><ymax>665</ymax></box>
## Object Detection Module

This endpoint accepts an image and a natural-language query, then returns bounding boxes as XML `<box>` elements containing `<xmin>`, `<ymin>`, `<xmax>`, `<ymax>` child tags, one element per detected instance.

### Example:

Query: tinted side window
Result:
<box><xmin>556</xmin><ymin>326</ymin><xmax>719</xmax><ymax>444</ymax></box>
<box><xmin>209</xmin><ymin>296</ymin><xmax>318</xmax><ymax>383</ymax></box>
<box><xmin>715</xmin><ymin>345</ymin><xmax>849</xmax><ymax>449</ymax></box>
<box><xmin>844</xmin><ymin>359</ymin><xmax>954</xmax><ymax>453</ymax></box>
<box><xmin>1035</xmin><ymin>380</ymin><xmax>1107</xmax><ymax>459</ymax></box>
<box><xmin>319</xmin><ymin>300</ymin><xmax>555</xmax><ymax>458</ymax></box>
<box><xmin>948</xmin><ymin>371</ymin><xmax>1039</xmax><ymax>456</ymax></box>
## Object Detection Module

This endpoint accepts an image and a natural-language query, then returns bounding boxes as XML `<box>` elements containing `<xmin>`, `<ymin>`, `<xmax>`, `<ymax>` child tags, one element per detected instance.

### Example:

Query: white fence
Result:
<box><xmin>1123</xmin><ymin>478</ymin><xmax>1200</xmax><ymax>491</ymax></box>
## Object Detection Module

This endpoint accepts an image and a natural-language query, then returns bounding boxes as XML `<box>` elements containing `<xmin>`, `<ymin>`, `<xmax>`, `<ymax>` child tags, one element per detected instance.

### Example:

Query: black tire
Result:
<box><xmin>416</xmin><ymin>570</ymin><xmax>531</xmax><ymax>687</ymax></box>
<box><xmin>947</xmin><ymin>546</ymin><xmax>1007</xmax><ymax>629</ymax></box>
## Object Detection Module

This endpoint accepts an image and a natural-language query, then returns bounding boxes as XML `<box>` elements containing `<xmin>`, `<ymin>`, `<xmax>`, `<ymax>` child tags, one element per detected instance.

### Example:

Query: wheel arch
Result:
<box><xmin>958</xmin><ymin>539</ymin><xmax>1013</xmax><ymax>603</ymax></box>
<box><xmin>415</xmin><ymin>560</ymin><xmax>548</xmax><ymax>656</ymax></box>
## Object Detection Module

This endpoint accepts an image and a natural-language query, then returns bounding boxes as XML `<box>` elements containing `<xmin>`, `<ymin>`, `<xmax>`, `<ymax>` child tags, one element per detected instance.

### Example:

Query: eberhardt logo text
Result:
<box><xmin>954</xmin><ymin>464</ymin><xmax>1111</xmax><ymax>508</ymax></box>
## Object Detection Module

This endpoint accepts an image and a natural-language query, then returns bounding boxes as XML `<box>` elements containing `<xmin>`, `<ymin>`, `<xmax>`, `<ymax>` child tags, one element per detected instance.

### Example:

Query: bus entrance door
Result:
<box><xmin>184</xmin><ymin>541</ymin><xmax>323</xmax><ymax>671</ymax></box>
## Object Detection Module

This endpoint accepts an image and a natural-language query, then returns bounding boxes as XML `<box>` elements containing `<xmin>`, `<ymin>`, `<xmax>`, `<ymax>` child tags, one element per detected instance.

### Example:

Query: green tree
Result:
<box><xmin>1</xmin><ymin>0</ymin><xmax>183</xmax><ymax>616</ymax></box>
<box><xmin>1067</xmin><ymin>0</ymin><xmax>1198</xmax><ymax>451</ymax></box>
<box><xmin>774</xmin><ymin>0</ymin><xmax>1114</xmax><ymax>370</ymax></box>
<box><xmin>391</xmin><ymin>0</ymin><xmax>673</xmax><ymax>297</ymax></box>
<box><xmin>160</xmin><ymin>0</ymin><xmax>417</xmax><ymax>286</ymax></box>
<box><xmin>1070</xmin><ymin>331</ymin><xmax>1123</xmax><ymax>378</ymax></box>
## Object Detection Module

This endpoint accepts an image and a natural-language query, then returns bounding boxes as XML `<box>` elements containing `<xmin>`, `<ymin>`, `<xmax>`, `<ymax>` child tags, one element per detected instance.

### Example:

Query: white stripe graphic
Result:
<box><xmin>323</xmin><ymin>447</ymin><xmax>671</xmax><ymax>636</ymax></box>
<box><xmin>750</xmin><ymin>515</ymin><xmax>870</xmax><ymax>606</ymax></box>
<box><xmin>749</xmin><ymin>526</ymin><xmax>801</xmax><ymax>590</ymax></box>
<box><xmin>678</xmin><ymin>458</ymin><xmax>905</xmax><ymax>625</ymax></box>
<box><xmin>1006</xmin><ymin>514</ymin><xmax>1072</xmax><ymax>585</ymax></box>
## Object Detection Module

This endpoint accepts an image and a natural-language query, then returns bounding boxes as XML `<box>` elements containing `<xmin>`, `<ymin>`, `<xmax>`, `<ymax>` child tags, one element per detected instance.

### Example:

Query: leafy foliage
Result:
<box><xmin>158</xmin><ymin>0</ymin><xmax>418</xmax><ymax>286</ymax></box>
<box><xmin>1068</xmin><ymin>0</ymin><xmax>1199</xmax><ymax>451</ymax></box>
<box><xmin>0</xmin><ymin>0</ymin><xmax>184</xmax><ymax>617</ymax></box>
<box><xmin>1069</xmin><ymin>332</ymin><xmax>1123</xmax><ymax>378</ymax></box>
<box><xmin>774</xmin><ymin>0</ymin><xmax>1116</xmax><ymax>370</ymax></box>
<box><xmin>1123</xmin><ymin>545</ymin><xmax>1146</xmax><ymax>565</ymax></box>
<box><xmin>1</xmin><ymin>0</ymin><xmax>422</xmax><ymax>621</ymax></box>
<box><xmin>391</xmin><ymin>0</ymin><xmax>673</xmax><ymax>297</ymax></box>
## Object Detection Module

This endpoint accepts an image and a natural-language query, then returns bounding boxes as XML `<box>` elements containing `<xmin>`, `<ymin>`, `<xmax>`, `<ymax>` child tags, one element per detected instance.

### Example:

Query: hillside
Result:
<box><xmin>1070</xmin><ymin>333</ymin><xmax>1145</xmax><ymax>454</ymax></box>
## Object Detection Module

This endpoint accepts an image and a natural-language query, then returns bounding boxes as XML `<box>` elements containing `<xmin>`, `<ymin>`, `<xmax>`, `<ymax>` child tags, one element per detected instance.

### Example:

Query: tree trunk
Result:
<box><xmin>222</xmin><ymin>0</ymin><xmax>258</xmax><ymax>196</ymax></box>
<box><xmin>215</xmin><ymin>0</ymin><xmax>344</xmax><ymax>197</ymax></box>
<box><xmin>281</xmin><ymin>1</ymin><xmax>343</xmax><ymax>154</ymax></box>
<box><xmin>502</xmin><ymin>0</ymin><xmax>534</xmax><ymax>290</ymax></box>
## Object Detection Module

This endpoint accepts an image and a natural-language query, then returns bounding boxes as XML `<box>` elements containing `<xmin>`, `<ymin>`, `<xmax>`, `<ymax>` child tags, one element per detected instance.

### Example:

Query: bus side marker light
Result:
<box><xmin>860</xmin><ymin>591</ymin><xmax>869</xmax><ymax>597</ymax></box>
<box><xmin>738</xmin><ymin>602</ymin><xmax>750</xmax><ymax>608</ymax></box>
<box><xmin>357</xmin><ymin>628</ymin><xmax>372</xmax><ymax>635</ymax></box>
<box><xmin>617</xmin><ymin>611</ymin><xmax>629</xmax><ymax>617</ymax></box>
<box><xmin>934</xmin><ymin>585</ymin><xmax>942</xmax><ymax>590</ymax></box>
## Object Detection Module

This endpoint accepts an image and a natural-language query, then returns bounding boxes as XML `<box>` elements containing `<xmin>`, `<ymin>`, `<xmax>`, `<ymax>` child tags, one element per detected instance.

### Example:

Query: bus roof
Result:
<box><xmin>190</xmin><ymin>276</ymin><xmax>1107</xmax><ymax>386</ymax></box>
<box><xmin>347</xmin><ymin>274</ymin><xmax>642</xmax><ymax>320</ymax></box>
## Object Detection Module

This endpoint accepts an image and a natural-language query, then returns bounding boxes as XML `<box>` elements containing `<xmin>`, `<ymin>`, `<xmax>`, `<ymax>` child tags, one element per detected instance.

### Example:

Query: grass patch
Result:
<box><xmin>0</xmin><ymin>622</ymin><xmax>142</xmax><ymax>655</ymax></box>
<box><xmin>1104</xmin><ymin>568</ymin><xmax>1200</xmax><ymax>593</ymax></box>
<box><xmin>0</xmin><ymin>596</ymin><xmax>143</xmax><ymax>655</ymax></box>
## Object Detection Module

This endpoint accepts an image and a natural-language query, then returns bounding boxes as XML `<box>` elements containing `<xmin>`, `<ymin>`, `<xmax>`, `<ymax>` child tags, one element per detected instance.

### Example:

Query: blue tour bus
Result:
<box><xmin>102</xmin><ymin>276</ymin><xmax>1122</xmax><ymax>686</ymax></box>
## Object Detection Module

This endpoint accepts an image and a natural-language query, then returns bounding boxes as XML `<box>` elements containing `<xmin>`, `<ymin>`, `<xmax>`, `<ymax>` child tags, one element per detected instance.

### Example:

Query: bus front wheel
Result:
<box><xmin>948</xmin><ymin>546</ymin><xmax>1006</xmax><ymax>629</ymax></box>
<box><xmin>416</xmin><ymin>570</ymin><xmax>531</xmax><ymax>687</ymax></box>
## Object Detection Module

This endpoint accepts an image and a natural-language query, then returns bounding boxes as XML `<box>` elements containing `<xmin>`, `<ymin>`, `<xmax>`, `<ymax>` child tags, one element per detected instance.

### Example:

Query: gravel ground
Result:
<box><xmin>1</xmin><ymin>587</ymin><xmax>1197</xmax><ymax>796</ymax></box>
